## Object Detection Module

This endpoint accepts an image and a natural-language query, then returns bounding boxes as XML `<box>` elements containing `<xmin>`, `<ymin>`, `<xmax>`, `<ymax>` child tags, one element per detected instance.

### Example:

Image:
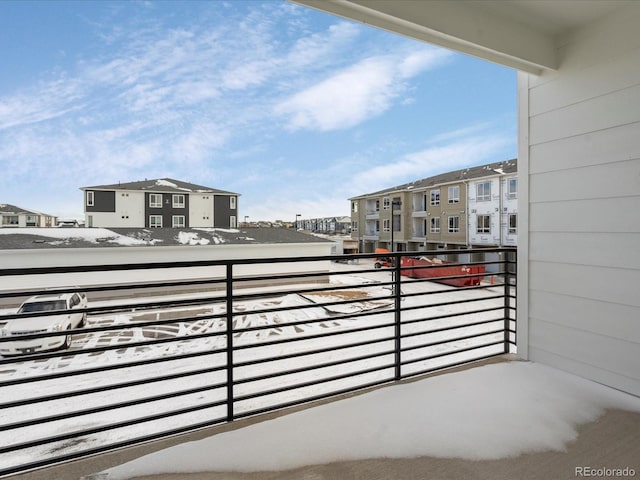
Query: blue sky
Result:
<box><xmin>0</xmin><ymin>0</ymin><xmax>516</xmax><ymax>222</ymax></box>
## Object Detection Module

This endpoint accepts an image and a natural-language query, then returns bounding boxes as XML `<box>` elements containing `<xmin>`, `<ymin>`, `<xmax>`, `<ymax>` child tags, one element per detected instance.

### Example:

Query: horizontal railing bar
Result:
<box><xmin>401</xmin><ymin>340</ymin><xmax>505</xmax><ymax>367</ymax></box>
<box><xmin>0</xmin><ymin>397</ymin><xmax>229</xmax><ymax>455</ymax></box>
<box><xmin>233</xmin><ymin>376</ymin><xmax>396</xmax><ymax>421</ymax></box>
<box><xmin>400</xmin><ymin>351</ymin><xmax>505</xmax><ymax>381</ymax></box>
<box><xmin>401</xmin><ymin>317</ymin><xmax>504</xmax><ymax>339</ymax></box>
<box><xmin>233</xmin><ymin>320</ymin><xmax>396</xmax><ymax>351</ymax></box>
<box><xmin>234</xmin><ymin>335</ymin><xmax>396</xmax><ymax>369</ymax></box>
<box><xmin>0</xmin><ymin>346</ymin><xmax>228</xmax><ymax>387</ymax></box>
<box><xmin>233</xmin><ymin>362</ymin><xmax>395</xmax><ymax>404</ymax></box>
<box><xmin>400</xmin><ymin>307</ymin><xmax>503</xmax><ymax>327</ymax></box>
<box><xmin>235</xmin><ymin>348</ymin><xmax>396</xmax><ymax>386</ymax></box>
<box><xmin>400</xmin><ymin>328</ymin><xmax>504</xmax><ymax>353</ymax></box>
<box><xmin>0</xmin><ymin>380</ymin><xmax>228</xmax><ymax>432</ymax></box>
<box><xmin>0</xmin><ymin>363</ymin><xmax>229</xmax><ymax>410</ymax></box>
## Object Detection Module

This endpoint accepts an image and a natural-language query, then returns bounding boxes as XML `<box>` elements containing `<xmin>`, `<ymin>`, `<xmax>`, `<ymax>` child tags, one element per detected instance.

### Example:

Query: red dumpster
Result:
<box><xmin>401</xmin><ymin>256</ymin><xmax>485</xmax><ymax>287</ymax></box>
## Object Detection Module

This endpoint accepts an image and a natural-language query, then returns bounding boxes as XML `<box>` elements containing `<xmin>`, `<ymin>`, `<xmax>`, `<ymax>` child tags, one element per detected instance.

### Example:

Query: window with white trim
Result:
<box><xmin>430</xmin><ymin>216</ymin><xmax>440</xmax><ymax>233</ymax></box>
<box><xmin>477</xmin><ymin>181</ymin><xmax>491</xmax><ymax>201</ymax></box>
<box><xmin>383</xmin><ymin>197</ymin><xmax>390</xmax><ymax>210</ymax></box>
<box><xmin>508</xmin><ymin>178</ymin><xmax>518</xmax><ymax>199</ymax></box>
<box><xmin>430</xmin><ymin>189</ymin><xmax>440</xmax><ymax>206</ymax></box>
<box><xmin>230</xmin><ymin>196</ymin><xmax>236</xmax><ymax>210</ymax></box>
<box><xmin>352</xmin><ymin>221</ymin><xmax>358</xmax><ymax>232</ymax></box>
<box><xmin>448</xmin><ymin>216</ymin><xmax>460</xmax><ymax>233</ymax></box>
<box><xmin>86</xmin><ymin>191</ymin><xmax>94</xmax><ymax>206</ymax></box>
<box><xmin>172</xmin><ymin>194</ymin><xmax>185</xmax><ymax>208</ymax></box>
<box><xmin>382</xmin><ymin>219</ymin><xmax>390</xmax><ymax>232</ymax></box>
<box><xmin>508</xmin><ymin>214</ymin><xmax>517</xmax><ymax>234</ymax></box>
<box><xmin>448</xmin><ymin>186</ymin><xmax>460</xmax><ymax>204</ymax></box>
<box><xmin>172</xmin><ymin>215</ymin><xmax>185</xmax><ymax>228</ymax></box>
<box><xmin>149</xmin><ymin>194</ymin><xmax>162</xmax><ymax>208</ymax></box>
<box><xmin>477</xmin><ymin>214</ymin><xmax>491</xmax><ymax>234</ymax></box>
<box><xmin>149</xmin><ymin>215</ymin><xmax>163</xmax><ymax>228</ymax></box>
<box><xmin>375</xmin><ymin>200</ymin><xmax>380</xmax><ymax>212</ymax></box>
<box><xmin>351</xmin><ymin>202</ymin><xmax>358</xmax><ymax>213</ymax></box>
<box><xmin>230</xmin><ymin>215</ymin><xmax>237</xmax><ymax>228</ymax></box>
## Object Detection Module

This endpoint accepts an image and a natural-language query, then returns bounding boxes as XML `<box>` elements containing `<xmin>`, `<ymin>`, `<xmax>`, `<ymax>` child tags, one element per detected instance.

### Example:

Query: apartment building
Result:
<box><xmin>350</xmin><ymin>160</ymin><xmax>517</xmax><ymax>253</ymax></box>
<box><xmin>0</xmin><ymin>204</ymin><xmax>57</xmax><ymax>228</ymax></box>
<box><xmin>81</xmin><ymin>178</ymin><xmax>239</xmax><ymax>229</ymax></box>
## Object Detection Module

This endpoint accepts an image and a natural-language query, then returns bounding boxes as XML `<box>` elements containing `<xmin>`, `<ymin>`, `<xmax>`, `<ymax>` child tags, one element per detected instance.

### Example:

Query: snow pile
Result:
<box><xmin>154</xmin><ymin>179</ymin><xmax>191</xmax><ymax>192</ymax></box>
<box><xmin>103</xmin><ymin>361</ymin><xmax>640</xmax><ymax>479</ymax></box>
<box><xmin>176</xmin><ymin>231</ymin><xmax>210</xmax><ymax>246</ymax></box>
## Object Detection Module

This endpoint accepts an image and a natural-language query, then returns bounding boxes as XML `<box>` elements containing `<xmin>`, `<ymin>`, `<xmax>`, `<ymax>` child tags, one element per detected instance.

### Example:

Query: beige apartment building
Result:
<box><xmin>350</xmin><ymin>160</ymin><xmax>517</xmax><ymax>254</ymax></box>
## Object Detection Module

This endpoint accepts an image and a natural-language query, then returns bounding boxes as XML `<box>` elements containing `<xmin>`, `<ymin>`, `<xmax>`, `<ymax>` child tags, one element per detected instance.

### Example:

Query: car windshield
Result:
<box><xmin>18</xmin><ymin>300</ymin><xmax>67</xmax><ymax>313</ymax></box>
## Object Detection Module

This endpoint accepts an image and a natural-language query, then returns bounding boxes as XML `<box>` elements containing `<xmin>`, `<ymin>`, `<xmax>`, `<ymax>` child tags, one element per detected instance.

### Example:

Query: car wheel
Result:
<box><xmin>374</xmin><ymin>262</ymin><xmax>381</xmax><ymax>269</ymax></box>
<box><xmin>61</xmin><ymin>327</ymin><xmax>72</xmax><ymax>350</ymax></box>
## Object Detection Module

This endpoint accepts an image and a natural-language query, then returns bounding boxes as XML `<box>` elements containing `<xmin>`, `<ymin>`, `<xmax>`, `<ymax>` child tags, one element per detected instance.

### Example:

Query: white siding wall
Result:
<box><xmin>520</xmin><ymin>3</ymin><xmax>640</xmax><ymax>395</ymax></box>
<box><xmin>468</xmin><ymin>177</ymin><xmax>500</xmax><ymax>245</ymax></box>
<box><xmin>189</xmin><ymin>194</ymin><xmax>215</xmax><ymax>228</ymax></box>
<box><xmin>115</xmin><ymin>191</ymin><xmax>145</xmax><ymax>227</ymax></box>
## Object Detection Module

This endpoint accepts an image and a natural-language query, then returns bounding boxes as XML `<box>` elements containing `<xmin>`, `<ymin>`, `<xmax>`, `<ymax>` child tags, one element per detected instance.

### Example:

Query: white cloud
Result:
<box><xmin>275</xmin><ymin>47</ymin><xmax>450</xmax><ymax>132</ymax></box>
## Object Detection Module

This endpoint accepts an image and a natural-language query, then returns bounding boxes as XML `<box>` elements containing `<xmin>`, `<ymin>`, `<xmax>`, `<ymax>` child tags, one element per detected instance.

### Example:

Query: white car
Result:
<box><xmin>0</xmin><ymin>292</ymin><xmax>87</xmax><ymax>355</ymax></box>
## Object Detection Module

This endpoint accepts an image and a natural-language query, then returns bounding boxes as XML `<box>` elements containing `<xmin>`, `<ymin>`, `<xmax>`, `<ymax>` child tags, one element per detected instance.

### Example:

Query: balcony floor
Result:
<box><xmin>17</xmin><ymin>355</ymin><xmax>640</xmax><ymax>480</ymax></box>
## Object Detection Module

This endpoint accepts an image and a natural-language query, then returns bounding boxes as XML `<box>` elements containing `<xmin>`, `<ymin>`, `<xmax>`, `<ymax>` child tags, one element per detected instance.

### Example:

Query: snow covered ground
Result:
<box><xmin>0</xmin><ymin>261</ymin><xmax>511</xmax><ymax>475</ymax></box>
<box><xmin>102</xmin><ymin>360</ymin><xmax>640</xmax><ymax>479</ymax></box>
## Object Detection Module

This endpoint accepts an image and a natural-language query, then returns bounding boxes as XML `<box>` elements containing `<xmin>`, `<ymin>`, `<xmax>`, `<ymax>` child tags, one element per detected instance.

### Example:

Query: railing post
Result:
<box><xmin>394</xmin><ymin>252</ymin><xmax>402</xmax><ymax>380</ymax></box>
<box><xmin>226</xmin><ymin>263</ymin><xmax>234</xmax><ymax>422</ymax></box>
<box><xmin>503</xmin><ymin>250</ymin><xmax>511</xmax><ymax>354</ymax></box>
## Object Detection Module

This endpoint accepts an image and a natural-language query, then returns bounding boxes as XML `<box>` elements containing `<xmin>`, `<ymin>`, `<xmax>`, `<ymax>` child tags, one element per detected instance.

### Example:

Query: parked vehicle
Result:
<box><xmin>0</xmin><ymin>292</ymin><xmax>87</xmax><ymax>355</ymax></box>
<box><xmin>373</xmin><ymin>248</ymin><xmax>395</xmax><ymax>268</ymax></box>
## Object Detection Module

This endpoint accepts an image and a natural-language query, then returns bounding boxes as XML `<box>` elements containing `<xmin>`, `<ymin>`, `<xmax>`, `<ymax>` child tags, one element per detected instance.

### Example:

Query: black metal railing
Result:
<box><xmin>0</xmin><ymin>248</ymin><xmax>516</xmax><ymax>477</ymax></box>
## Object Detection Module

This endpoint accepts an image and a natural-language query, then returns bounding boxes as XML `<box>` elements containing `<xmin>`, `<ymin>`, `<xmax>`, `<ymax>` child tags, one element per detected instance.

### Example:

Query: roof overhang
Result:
<box><xmin>291</xmin><ymin>0</ymin><xmax>631</xmax><ymax>75</ymax></box>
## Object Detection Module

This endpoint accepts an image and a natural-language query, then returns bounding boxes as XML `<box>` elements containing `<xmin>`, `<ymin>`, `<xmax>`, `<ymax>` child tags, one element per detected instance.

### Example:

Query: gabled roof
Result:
<box><xmin>0</xmin><ymin>203</ymin><xmax>45</xmax><ymax>215</ymax></box>
<box><xmin>80</xmin><ymin>178</ymin><xmax>238</xmax><ymax>195</ymax></box>
<box><xmin>350</xmin><ymin>159</ymin><xmax>517</xmax><ymax>200</ymax></box>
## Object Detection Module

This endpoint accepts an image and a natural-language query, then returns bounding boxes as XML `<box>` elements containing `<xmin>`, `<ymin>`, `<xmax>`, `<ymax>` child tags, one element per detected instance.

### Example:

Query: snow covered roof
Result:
<box><xmin>350</xmin><ymin>159</ymin><xmax>518</xmax><ymax>199</ymax></box>
<box><xmin>0</xmin><ymin>227</ymin><xmax>332</xmax><ymax>250</ymax></box>
<box><xmin>80</xmin><ymin>178</ymin><xmax>238</xmax><ymax>196</ymax></box>
<box><xmin>0</xmin><ymin>203</ymin><xmax>46</xmax><ymax>215</ymax></box>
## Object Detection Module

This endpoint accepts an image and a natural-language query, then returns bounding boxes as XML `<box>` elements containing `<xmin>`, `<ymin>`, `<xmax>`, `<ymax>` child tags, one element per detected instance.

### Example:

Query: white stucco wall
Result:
<box><xmin>0</xmin><ymin>243</ymin><xmax>334</xmax><ymax>292</ymax></box>
<box><xmin>519</xmin><ymin>2</ymin><xmax>640</xmax><ymax>395</ymax></box>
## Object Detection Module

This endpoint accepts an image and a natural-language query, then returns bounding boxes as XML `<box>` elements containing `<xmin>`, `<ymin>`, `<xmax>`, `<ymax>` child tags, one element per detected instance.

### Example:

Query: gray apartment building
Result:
<box><xmin>81</xmin><ymin>178</ymin><xmax>239</xmax><ymax>229</ymax></box>
<box><xmin>350</xmin><ymin>159</ymin><xmax>517</xmax><ymax>253</ymax></box>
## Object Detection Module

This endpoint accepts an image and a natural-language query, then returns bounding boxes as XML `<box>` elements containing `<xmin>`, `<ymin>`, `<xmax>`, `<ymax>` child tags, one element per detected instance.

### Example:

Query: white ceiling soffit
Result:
<box><xmin>290</xmin><ymin>0</ymin><xmax>571</xmax><ymax>75</ymax></box>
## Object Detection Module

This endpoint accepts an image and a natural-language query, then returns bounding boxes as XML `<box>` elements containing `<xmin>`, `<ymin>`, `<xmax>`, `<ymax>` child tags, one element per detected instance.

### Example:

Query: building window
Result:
<box><xmin>509</xmin><ymin>214</ymin><xmax>517</xmax><ymax>234</ymax></box>
<box><xmin>477</xmin><ymin>214</ymin><xmax>491</xmax><ymax>234</ymax></box>
<box><xmin>430</xmin><ymin>189</ymin><xmax>440</xmax><ymax>206</ymax></box>
<box><xmin>351</xmin><ymin>202</ymin><xmax>358</xmax><ymax>213</ymax></box>
<box><xmin>430</xmin><ymin>217</ymin><xmax>440</xmax><ymax>233</ymax></box>
<box><xmin>26</xmin><ymin>215</ymin><xmax>37</xmax><ymax>227</ymax></box>
<box><xmin>86</xmin><ymin>191</ymin><xmax>94</xmax><ymax>206</ymax></box>
<box><xmin>375</xmin><ymin>200</ymin><xmax>380</xmax><ymax>212</ymax></box>
<box><xmin>230</xmin><ymin>196</ymin><xmax>237</xmax><ymax>210</ymax></box>
<box><xmin>149</xmin><ymin>194</ymin><xmax>162</xmax><ymax>208</ymax></box>
<box><xmin>382</xmin><ymin>219</ymin><xmax>390</xmax><ymax>232</ymax></box>
<box><xmin>172</xmin><ymin>215</ymin><xmax>185</xmax><ymax>228</ymax></box>
<box><xmin>2</xmin><ymin>216</ymin><xmax>19</xmax><ymax>226</ymax></box>
<box><xmin>448</xmin><ymin>216</ymin><xmax>460</xmax><ymax>233</ymax></box>
<box><xmin>477</xmin><ymin>181</ymin><xmax>491</xmax><ymax>201</ymax></box>
<box><xmin>508</xmin><ymin>178</ymin><xmax>518</xmax><ymax>199</ymax></box>
<box><xmin>172</xmin><ymin>194</ymin><xmax>185</xmax><ymax>208</ymax></box>
<box><xmin>149</xmin><ymin>215</ymin><xmax>163</xmax><ymax>228</ymax></box>
<box><xmin>230</xmin><ymin>215</ymin><xmax>237</xmax><ymax>228</ymax></box>
<box><xmin>383</xmin><ymin>198</ymin><xmax>390</xmax><ymax>210</ymax></box>
<box><xmin>448</xmin><ymin>186</ymin><xmax>460</xmax><ymax>204</ymax></box>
